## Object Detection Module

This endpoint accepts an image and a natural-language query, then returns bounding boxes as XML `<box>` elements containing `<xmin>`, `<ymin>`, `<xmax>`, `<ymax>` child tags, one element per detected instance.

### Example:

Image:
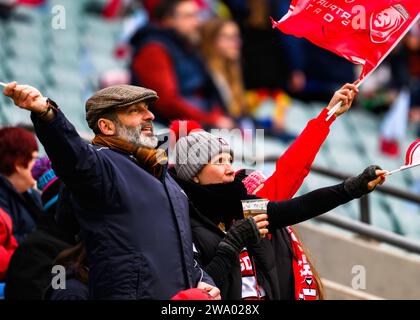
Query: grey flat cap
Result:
<box><xmin>85</xmin><ymin>84</ymin><xmax>159</xmax><ymax>130</ymax></box>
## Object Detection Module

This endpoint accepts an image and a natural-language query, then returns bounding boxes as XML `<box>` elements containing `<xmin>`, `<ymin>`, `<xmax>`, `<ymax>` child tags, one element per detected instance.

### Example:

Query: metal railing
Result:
<box><xmin>263</xmin><ymin>156</ymin><xmax>420</xmax><ymax>254</ymax></box>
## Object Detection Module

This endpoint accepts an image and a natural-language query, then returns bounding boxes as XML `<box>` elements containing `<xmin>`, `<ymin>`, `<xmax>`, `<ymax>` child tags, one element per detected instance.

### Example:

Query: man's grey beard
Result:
<box><xmin>115</xmin><ymin>121</ymin><xmax>158</xmax><ymax>149</ymax></box>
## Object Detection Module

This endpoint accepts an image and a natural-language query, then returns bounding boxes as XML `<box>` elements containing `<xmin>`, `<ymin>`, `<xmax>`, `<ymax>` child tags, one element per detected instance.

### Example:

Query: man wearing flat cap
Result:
<box><xmin>3</xmin><ymin>82</ymin><xmax>220</xmax><ymax>300</ymax></box>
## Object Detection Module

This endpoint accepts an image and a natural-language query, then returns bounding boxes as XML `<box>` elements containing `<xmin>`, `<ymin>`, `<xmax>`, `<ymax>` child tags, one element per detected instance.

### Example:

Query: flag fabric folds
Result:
<box><xmin>272</xmin><ymin>0</ymin><xmax>420</xmax><ymax>80</ymax></box>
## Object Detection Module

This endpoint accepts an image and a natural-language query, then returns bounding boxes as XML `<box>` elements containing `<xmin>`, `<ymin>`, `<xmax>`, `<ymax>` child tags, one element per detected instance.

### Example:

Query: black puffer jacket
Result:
<box><xmin>189</xmin><ymin>204</ymin><xmax>286</xmax><ymax>299</ymax></box>
<box><xmin>0</xmin><ymin>175</ymin><xmax>42</xmax><ymax>244</ymax></box>
<box><xmin>173</xmin><ymin>172</ymin><xmax>365</xmax><ymax>300</ymax></box>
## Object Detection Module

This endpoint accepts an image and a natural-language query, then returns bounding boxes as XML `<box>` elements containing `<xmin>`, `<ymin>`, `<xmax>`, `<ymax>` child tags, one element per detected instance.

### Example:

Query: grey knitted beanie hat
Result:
<box><xmin>175</xmin><ymin>131</ymin><xmax>234</xmax><ymax>181</ymax></box>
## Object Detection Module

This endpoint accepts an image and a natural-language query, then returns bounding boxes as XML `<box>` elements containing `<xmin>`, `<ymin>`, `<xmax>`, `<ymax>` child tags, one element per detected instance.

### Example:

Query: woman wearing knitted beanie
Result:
<box><xmin>170</xmin><ymin>128</ymin><xmax>386</xmax><ymax>300</ymax></box>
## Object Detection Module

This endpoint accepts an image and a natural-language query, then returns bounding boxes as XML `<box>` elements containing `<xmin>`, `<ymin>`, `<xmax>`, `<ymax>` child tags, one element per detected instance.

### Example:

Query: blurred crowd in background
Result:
<box><xmin>0</xmin><ymin>0</ymin><xmax>420</xmax><ymax>300</ymax></box>
<box><xmin>1</xmin><ymin>0</ymin><xmax>419</xmax><ymax>154</ymax></box>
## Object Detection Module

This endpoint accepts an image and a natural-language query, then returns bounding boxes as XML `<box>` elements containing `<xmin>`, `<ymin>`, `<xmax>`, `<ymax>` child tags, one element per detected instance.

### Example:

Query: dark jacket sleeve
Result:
<box><xmin>49</xmin><ymin>279</ymin><xmax>89</xmax><ymax>300</ymax></box>
<box><xmin>0</xmin><ymin>198</ymin><xmax>11</xmax><ymax>227</ymax></box>
<box><xmin>267</xmin><ymin>182</ymin><xmax>353</xmax><ymax>231</ymax></box>
<box><xmin>31</xmin><ymin>109</ymin><xmax>107</xmax><ymax>201</ymax></box>
<box><xmin>201</xmin><ymin>248</ymin><xmax>238</xmax><ymax>286</ymax></box>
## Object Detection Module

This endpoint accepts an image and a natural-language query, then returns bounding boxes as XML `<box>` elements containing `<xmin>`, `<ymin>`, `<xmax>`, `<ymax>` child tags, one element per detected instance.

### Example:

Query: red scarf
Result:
<box><xmin>286</xmin><ymin>227</ymin><xmax>318</xmax><ymax>300</ymax></box>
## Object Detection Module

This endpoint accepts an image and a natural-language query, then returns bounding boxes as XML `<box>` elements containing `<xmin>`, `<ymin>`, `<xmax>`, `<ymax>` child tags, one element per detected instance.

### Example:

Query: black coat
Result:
<box><xmin>4</xmin><ymin>224</ymin><xmax>71</xmax><ymax>300</ymax></box>
<box><xmin>173</xmin><ymin>173</ymin><xmax>354</xmax><ymax>300</ymax></box>
<box><xmin>190</xmin><ymin>205</ymin><xmax>296</xmax><ymax>300</ymax></box>
<box><xmin>31</xmin><ymin>110</ymin><xmax>213</xmax><ymax>299</ymax></box>
<box><xmin>0</xmin><ymin>175</ymin><xmax>42</xmax><ymax>244</ymax></box>
<box><xmin>46</xmin><ymin>267</ymin><xmax>89</xmax><ymax>300</ymax></box>
<box><xmin>171</xmin><ymin>173</ymin><xmax>294</xmax><ymax>300</ymax></box>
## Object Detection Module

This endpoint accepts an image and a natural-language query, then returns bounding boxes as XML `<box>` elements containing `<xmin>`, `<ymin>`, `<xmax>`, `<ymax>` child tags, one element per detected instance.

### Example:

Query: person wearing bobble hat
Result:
<box><xmin>170</xmin><ymin>122</ymin><xmax>386</xmax><ymax>300</ymax></box>
<box><xmin>168</xmin><ymin>82</ymin><xmax>365</xmax><ymax>299</ymax></box>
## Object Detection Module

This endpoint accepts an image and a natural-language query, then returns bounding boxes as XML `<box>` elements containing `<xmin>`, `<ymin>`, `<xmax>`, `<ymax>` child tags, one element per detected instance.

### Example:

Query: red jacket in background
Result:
<box><xmin>257</xmin><ymin>108</ymin><xmax>336</xmax><ymax>201</ymax></box>
<box><xmin>0</xmin><ymin>208</ymin><xmax>18</xmax><ymax>281</ymax></box>
<box><xmin>132</xmin><ymin>43</ymin><xmax>224</xmax><ymax>126</ymax></box>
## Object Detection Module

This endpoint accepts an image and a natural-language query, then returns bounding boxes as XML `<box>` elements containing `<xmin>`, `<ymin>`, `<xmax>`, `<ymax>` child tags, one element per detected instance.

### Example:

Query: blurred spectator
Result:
<box><xmin>85</xmin><ymin>0</ymin><xmax>140</xmax><ymax>19</ymax></box>
<box><xmin>380</xmin><ymin>30</ymin><xmax>420</xmax><ymax>158</ymax></box>
<box><xmin>114</xmin><ymin>2</ymin><xmax>149</xmax><ymax>60</ymax></box>
<box><xmin>358</xmin><ymin>44</ymin><xmax>411</xmax><ymax>157</ymax></box>
<box><xmin>115</xmin><ymin>0</ymin><xmax>236</xmax><ymax>60</ymax></box>
<box><xmin>4</xmin><ymin>157</ymin><xmax>77</xmax><ymax>300</ymax></box>
<box><xmin>0</xmin><ymin>127</ymin><xmax>41</xmax><ymax>244</ymax></box>
<box><xmin>286</xmin><ymin>43</ymin><xmax>356</xmax><ymax>102</ymax></box>
<box><xmin>0</xmin><ymin>208</ymin><xmax>18</xmax><ymax>282</ymax></box>
<box><xmin>379</xmin><ymin>87</ymin><xmax>410</xmax><ymax>157</ymax></box>
<box><xmin>230</xmin><ymin>0</ymin><xmax>354</xmax><ymax>102</ymax></box>
<box><xmin>199</xmin><ymin>17</ymin><xmax>295</xmax><ymax>142</ymax></box>
<box><xmin>407</xmin><ymin>22</ymin><xmax>420</xmax><ymax>135</ymax></box>
<box><xmin>200</xmin><ymin>18</ymin><xmax>246</xmax><ymax>120</ymax></box>
<box><xmin>275</xmin><ymin>0</ymin><xmax>355</xmax><ymax>102</ymax></box>
<box><xmin>0</xmin><ymin>0</ymin><xmax>15</xmax><ymax>20</ymax></box>
<box><xmin>235</xmin><ymin>0</ymin><xmax>289</xmax><ymax>91</ymax></box>
<box><xmin>143</xmin><ymin>0</ymin><xmax>238</xmax><ymax>21</ymax></box>
<box><xmin>142</xmin><ymin>0</ymin><xmax>161</xmax><ymax>17</ymax></box>
<box><xmin>207</xmin><ymin>1</ymin><xmax>297</xmax><ymax>141</ymax></box>
<box><xmin>102</xmin><ymin>0</ymin><xmax>128</xmax><ymax>19</ymax></box>
<box><xmin>0</xmin><ymin>0</ymin><xmax>45</xmax><ymax>21</ymax></box>
<box><xmin>45</xmin><ymin>242</ymin><xmax>89</xmax><ymax>300</ymax></box>
<box><xmin>130</xmin><ymin>0</ymin><xmax>234</xmax><ymax>129</ymax></box>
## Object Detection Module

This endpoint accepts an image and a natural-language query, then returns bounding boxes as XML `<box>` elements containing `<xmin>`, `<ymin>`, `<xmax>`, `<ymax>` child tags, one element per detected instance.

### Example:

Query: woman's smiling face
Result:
<box><xmin>193</xmin><ymin>152</ymin><xmax>235</xmax><ymax>185</ymax></box>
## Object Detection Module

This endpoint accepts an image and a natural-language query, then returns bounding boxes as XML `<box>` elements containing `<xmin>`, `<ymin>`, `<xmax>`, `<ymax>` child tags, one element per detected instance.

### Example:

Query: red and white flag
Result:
<box><xmin>272</xmin><ymin>0</ymin><xmax>420</xmax><ymax>81</ymax></box>
<box><xmin>405</xmin><ymin>139</ymin><xmax>420</xmax><ymax>166</ymax></box>
<box><xmin>386</xmin><ymin>139</ymin><xmax>420</xmax><ymax>175</ymax></box>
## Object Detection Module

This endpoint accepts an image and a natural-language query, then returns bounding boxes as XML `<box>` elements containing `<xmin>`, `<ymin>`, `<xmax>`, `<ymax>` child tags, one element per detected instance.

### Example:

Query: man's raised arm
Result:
<box><xmin>3</xmin><ymin>82</ymin><xmax>103</xmax><ymax>193</ymax></box>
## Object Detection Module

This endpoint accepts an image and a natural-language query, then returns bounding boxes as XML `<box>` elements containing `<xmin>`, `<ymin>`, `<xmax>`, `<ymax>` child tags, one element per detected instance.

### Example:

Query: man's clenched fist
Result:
<box><xmin>3</xmin><ymin>81</ymin><xmax>48</xmax><ymax>113</ymax></box>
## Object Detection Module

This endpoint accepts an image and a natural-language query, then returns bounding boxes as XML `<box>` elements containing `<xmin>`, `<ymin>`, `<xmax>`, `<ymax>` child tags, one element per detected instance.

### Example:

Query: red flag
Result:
<box><xmin>272</xmin><ymin>0</ymin><xmax>420</xmax><ymax>81</ymax></box>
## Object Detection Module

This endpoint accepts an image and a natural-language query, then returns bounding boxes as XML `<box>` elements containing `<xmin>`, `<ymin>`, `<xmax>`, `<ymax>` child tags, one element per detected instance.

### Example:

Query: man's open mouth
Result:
<box><xmin>141</xmin><ymin>126</ymin><xmax>153</xmax><ymax>134</ymax></box>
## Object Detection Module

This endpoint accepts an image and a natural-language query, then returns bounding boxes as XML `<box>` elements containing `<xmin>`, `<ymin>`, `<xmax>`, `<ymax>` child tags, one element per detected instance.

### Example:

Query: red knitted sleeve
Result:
<box><xmin>257</xmin><ymin>108</ymin><xmax>336</xmax><ymax>201</ymax></box>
